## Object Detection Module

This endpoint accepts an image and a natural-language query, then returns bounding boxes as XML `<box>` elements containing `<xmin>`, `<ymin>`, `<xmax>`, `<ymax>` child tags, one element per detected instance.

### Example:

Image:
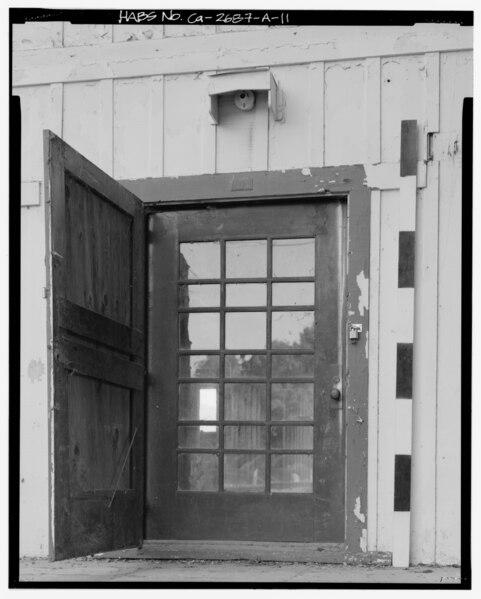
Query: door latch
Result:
<box><xmin>349</xmin><ymin>323</ymin><xmax>362</xmax><ymax>342</ymax></box>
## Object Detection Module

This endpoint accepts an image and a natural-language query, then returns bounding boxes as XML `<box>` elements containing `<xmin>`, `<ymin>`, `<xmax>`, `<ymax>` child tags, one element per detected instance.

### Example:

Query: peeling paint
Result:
<box><xmin>360</xmin><ymin>528</ymin><xmax>367</xmax><ymax>552</ymax></box>
<box><xmin>27</xmin><ymin>358</ymin><xmax>45</xmax><ymax>383</ymax></box>
<box><xmin>353</xmin><ymin>496</ymin><xmax>366</xmax><ymax>523</ymax></box>
<box><xmin>301</xmin><ymin>167</ymin><xmax>311</xmax><ymax>176</ymax></box>
<box><xmin>356</xmin><ymin>271</ymin><xmax>368</xmax><ymax>317</ymax></box>
<box><xmin>365</xmin><ymin>330</ymin><xmax>369</xmax><ymax>360</ymax></box>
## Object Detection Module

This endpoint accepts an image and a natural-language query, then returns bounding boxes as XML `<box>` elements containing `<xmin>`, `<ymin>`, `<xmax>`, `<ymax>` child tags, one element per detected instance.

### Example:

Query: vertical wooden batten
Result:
<box><xmin>201</xmin><ymin>74</ymin><xmax>216</xmax><ymax>174</ymax></box>
<box><xmin>149</xmin><ymin>75</ymin><xmax>165</xmax><ymax>177</ymax></box>
<box><xmin>49</xmin><ymin>83</ymin><xmax>63</xmax><ymax>138</ymax></box>
<box><xmin>308</xmin><ymin>62</ymin><xmax>325</xmax><ymax>167</ymax></box>
<box><xmin>367</xmin><ymin>188</ymin><xmax>381</xmax><ymax>552</ymax></box>
<box><xmin>364</xmin><ymin>57</ymin><xmax>381</xmax><ymax>164</ymax></box>
<box><xmin>411</xmin><ymin>161</ymin><xmax>439</xmax><ymax>565</ymax></box>
<box><xmin>99</xmin><ymin>79</ymin><xmax>114</xmax><ymax>176</ymax></box>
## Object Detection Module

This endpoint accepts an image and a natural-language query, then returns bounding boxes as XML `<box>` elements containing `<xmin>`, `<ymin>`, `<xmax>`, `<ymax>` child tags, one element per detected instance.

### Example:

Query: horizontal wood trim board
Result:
<box><xmin>96</xmin><ymin>540</ymin><xmax>346</xmax><ymax>563</ymax></box>
<box><xmin>122</xmin><ymin>167</ymin><xmax>366</xmax><ymax>206</ymax></box>
<box><xmin>57</xmin><ymin>298</ymin><xmax>143</xmax><ymax>356</ymax></box>
<box><xmin>56</xmin><ymin>337</ymin><xmax>144</xmax><ymax>390</ymax></box>
<box><xmin>13</xmin><ymin>27</ymin><xmax>472</xmax><ymax>87</ymax></box>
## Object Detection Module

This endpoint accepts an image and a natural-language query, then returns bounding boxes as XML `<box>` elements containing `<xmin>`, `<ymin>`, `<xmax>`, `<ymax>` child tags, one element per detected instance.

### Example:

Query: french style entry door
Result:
<box><xmin>147</xmin><ymin>200</ymin><xmax>346</xmax><ymax>543</ymax></box>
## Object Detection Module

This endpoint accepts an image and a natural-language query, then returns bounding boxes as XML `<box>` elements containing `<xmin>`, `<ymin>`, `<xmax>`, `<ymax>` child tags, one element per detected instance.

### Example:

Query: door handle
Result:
<box><xmin>330</xmin><ymin>388</ymin><xmax>341</xmax><ymax>401</ymax></box>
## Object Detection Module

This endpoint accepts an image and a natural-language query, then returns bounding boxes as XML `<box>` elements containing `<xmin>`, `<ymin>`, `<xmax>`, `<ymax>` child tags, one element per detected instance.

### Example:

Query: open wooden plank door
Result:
<box><xmin>44</xmin><ymin>131</ymin><xmax>146</xmax><ymax>560</ymax></box>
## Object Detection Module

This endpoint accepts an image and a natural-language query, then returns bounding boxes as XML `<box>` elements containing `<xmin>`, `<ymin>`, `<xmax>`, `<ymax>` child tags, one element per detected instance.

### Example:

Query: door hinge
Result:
<box><xmin>42</xmin><ymin>287</ymin><xmax>50</xmax><ymax>299</ymax></box>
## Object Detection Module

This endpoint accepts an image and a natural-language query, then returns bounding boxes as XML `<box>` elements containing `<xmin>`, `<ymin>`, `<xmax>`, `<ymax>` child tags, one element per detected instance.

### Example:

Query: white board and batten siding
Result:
<box><xmin>13</xmin><ymin>23</ymin><xmax>472</xmax><ymax>564</ymax></box>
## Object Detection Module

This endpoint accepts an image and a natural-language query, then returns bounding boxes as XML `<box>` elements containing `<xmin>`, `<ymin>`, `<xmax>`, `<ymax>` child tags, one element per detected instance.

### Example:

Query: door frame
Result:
<box><xmin>122</xmin><ymin>166</ymin><xmax>371</xmax><ymax>556</ymax></box>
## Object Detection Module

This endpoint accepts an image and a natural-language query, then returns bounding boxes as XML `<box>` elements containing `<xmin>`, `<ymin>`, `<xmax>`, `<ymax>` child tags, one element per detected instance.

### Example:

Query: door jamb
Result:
<box><xmin>122</xmin><ymin>166</ymin><xmax>371</xmax><ymax>558</ymax></box>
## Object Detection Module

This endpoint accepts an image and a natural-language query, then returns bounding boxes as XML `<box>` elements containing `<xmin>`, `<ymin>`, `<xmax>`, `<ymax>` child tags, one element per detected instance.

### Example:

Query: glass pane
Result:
<box><xmin>271</xmin><ymin>454</ymin><xmax>313</xmax><ymax>493</ymax></box>
<box><xmin>224</xmin><ymin>454</ymin><xmax>265</xmax><ymax>493</ymax></box>
<box><xmin>226</xmin><ymin>312</ymin><xmax>266</xmax><ymax>349</ymax></box>
<box><xmin>179</xmin><ymin>313</ymin><xmax>220</xmax><ymax>350</ymax></box>
<box><xmin>179</xmin><ymin>242</ymin><xmax>220</xmax><ymax>280</ymax></box>
<box><xmin>178</xmin><ymin>426</ymin><xmax>219</xmax><ymax>449</ymax></box>
<box><xmin>225</xmin><ymin>354</ymin><xmax>266</xmax><ymax>378</ymax></box>
<box><xmin>272</xmin><ymin>238</ymin><xmax>315</xmax><ymax>277</ymax></box>
<box><xmin>226</xmin><ymin>284</ymin><xmax>266</xmax><ymax>306</ymax></box>
<box><xmin>178</xmin><ymin>453</ymin><xmax>218</xmax><ymax>491</ymax></box>
<box><xmin>225</xmin><ymin>383</ymin><xmax>266</xmax><ymax>421</ymax></box>
<box><xmin>179</xmin><ymin>284</ymin><xmax>220</xmax><ymax>308</ymax></box>
<box><xmin>226</xmin><ymin>240</ymin><xmax>267</xmax><ymax>278</ymax></box>
<box><xmin>271</xmin><ymin>383</ymin><xmax>314</xmax><ymax>421</ymax></box>
<box><xmin>179</xmin><ymin>355</ymin><xmax>220</xmax><ymax>378</ymax></box>
<box><xmin>179</xmin><ymin>384</ymin><xmax>218</xmax><ymax>420</ymax></box>
<box><xmin>272</xmin><ymin>283</ymin><xmax>315</xmax><ymax>306</ymax></box>
<box><xmin>271</xmin><ymin>311</ymin><xmax>314</xmax><ymax>349</ymax></box>
<box><xmin>271</xmin><ymin>426</ymin><xmax>313</xmax><ymax>450</ymax></box>
<box><xmin>271</xmin><ymin>355</ymin><xmax>314</xmax><ymax>379</ymax></box>
<box><xmin>224</xmin><ymin>426</ymin><xmax>266</xmax><ymax>449</ymax></box>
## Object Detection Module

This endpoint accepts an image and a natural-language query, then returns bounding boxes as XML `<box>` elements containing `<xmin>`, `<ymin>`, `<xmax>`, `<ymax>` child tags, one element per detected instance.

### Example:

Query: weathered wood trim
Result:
<box><xmin>411</xmin><ymin>161</ymin><xmax>439</xmax><ymax>564</ymax></box>
<box><xmin>56</xmin><ymin>337</ymin><xmax>144</xmax><ymax>391</ymax></box>
<box><xmin>344</xmin><ymin>184</ymin><xmax>370</xmax><ymax>555</ymax></box>
<box><xmin>308</xmin><ymin>62</ymin><xmax>325</xmax><ymax>167</ymax></box>
<box><xmin>98</xmin><ymin>79</ymin><xmax>114</xmax><ymax>175</ymax></box>
<box><xmin>13</xmin><ymin>26</ymin><xmax>472</xmax><ymax>87</ymax></box>
<box><xmin>99</xmin><ymin>540</ymin><xmax>347</xmax><ymax>563</ymax></box>
<box><xmin>425</xmin><ymin>52</ymin><xmax>440</xmax><ymax>135</ymax></box>
<box><xmin>148</xmin><ymin>75</ymin><xmax>164</xmax><ymax>177</ymax></box>
<box><xmin>364</xmin><ymin>57</ymin><xmax>381</xmax><ymax>164</ymax></box>
<box><xmin>57</xmin><ymin>297</ymin><xmax>143</xmax><ymax>357</ymax></box>
<box><xmin>367</xmin><ymin>188</ymin><xmax>381</xmax><ymax>552</ymax></box>
<box><xmin>49</xmin><ymin>83</ymin><xmax>63</xmax><ymax>137</ymax></box>
<box><xmin>122</xmin><ymin>166</ymin><xmax>366</xmax><ymax>207</ymax></box>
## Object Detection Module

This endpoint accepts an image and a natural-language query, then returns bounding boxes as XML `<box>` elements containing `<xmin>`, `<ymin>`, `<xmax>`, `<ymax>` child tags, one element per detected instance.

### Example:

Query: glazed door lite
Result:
<box><xmin>148</xmin><ymin>201</ymin><xmax>346</xmax><ymax>542</ymax></box>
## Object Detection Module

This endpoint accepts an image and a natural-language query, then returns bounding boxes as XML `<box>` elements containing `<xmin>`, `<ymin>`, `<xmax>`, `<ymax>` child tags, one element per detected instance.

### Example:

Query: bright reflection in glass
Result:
<box><xmin>272</xmin><ymin>283</ymin><xmax>315</xmax><ymax>306</ymax></box>
<box><xmin>178</xmin><ymin>384</ymin><xmax>219</xmax><ymax>421</ymax></box>
<box><xmin>226</xmin><ymin>284</ymin><xmax>266</xmax><ymax>306</ymax></box>
<box><xmin>179</xmin><ymin>313</ymin><xmax>220</xmax><ymax>350</ymax></box>
<box><xmin>225</xmin><ymin>312</ymin><xmax>266</xmax><ymax>349</ymax></box>
<box><xmin>271</xmin><ymin>311</ymin><xmax>314</xmax><ymax>349</ymax></box>
<box><xmin>226</xmin><ymin>240</ymin><xmax>267</xmax><ymax>278</ymax></box>
<box><xmin>179</xmin><ymin>284</ymin><xmax>220</xmax><ymax>308</ymax></box>
<box><xmin>179</xmin><ymin>242</ymin><xmax>220</xmax><ymax>280</ymax></box>
<box><xmin>179</xmin><ymin>355</ymin><xmax>220</xmax><ymax>378</ymax></box>
<box><xmin>272</xmin><ymin>238</ymin><xmax>315</xmax><ymax>277</ymax></box>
